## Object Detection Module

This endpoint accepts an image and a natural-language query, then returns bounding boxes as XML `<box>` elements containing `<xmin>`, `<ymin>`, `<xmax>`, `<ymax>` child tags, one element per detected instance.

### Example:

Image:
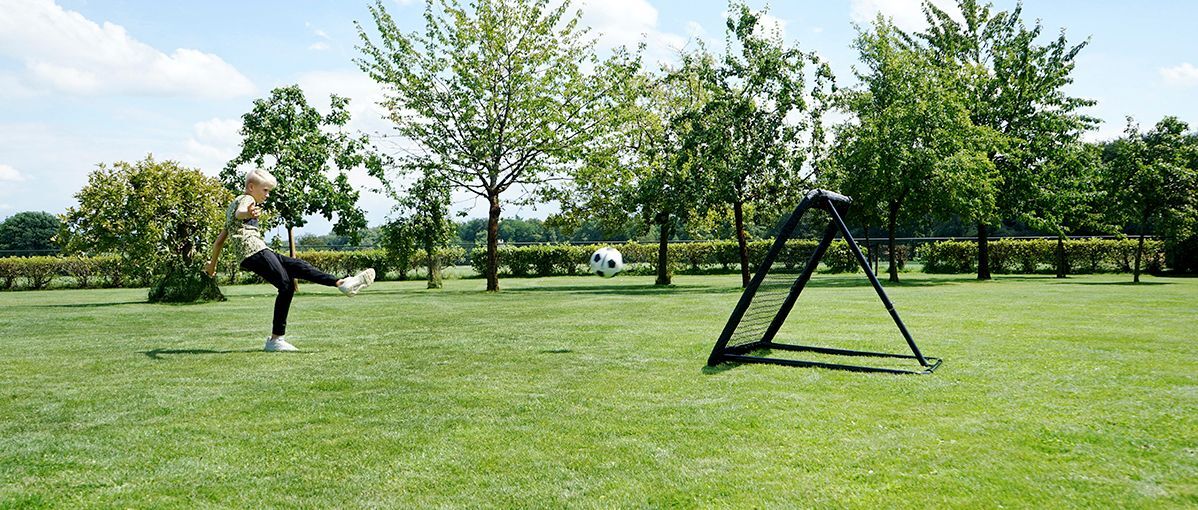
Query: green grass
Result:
<box><xmin>1</xmin><ymin>273</ymin><xmax>1195</xmax><ymax>508</ymax></box>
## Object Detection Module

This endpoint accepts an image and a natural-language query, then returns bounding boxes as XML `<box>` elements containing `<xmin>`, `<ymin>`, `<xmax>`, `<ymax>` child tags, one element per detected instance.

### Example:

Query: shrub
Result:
<box><xmin>921</xmin><ymin>239</ymin><xmax>1166</xmax><ymax>274</ymax></box>
<box><xmin>148</xmin><ymin>266</ymin><xmax>225</xmax><ymax>303</ymax></box>
<box><xmin>18</xmin><ymin>257</ymin><xmax>59</xmax><ymax>290</ymax></box>
<box><xmin>0</xmin><ymin>257</ymin><xmax>17</xmax><ymax>289</ymax></box>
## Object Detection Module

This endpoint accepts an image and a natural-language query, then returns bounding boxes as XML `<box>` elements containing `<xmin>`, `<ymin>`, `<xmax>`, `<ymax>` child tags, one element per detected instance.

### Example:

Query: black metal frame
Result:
<box><xmin>707</xmin><ymin>189</ymin><xmax>942</xmax><ymax>375</ymax></box>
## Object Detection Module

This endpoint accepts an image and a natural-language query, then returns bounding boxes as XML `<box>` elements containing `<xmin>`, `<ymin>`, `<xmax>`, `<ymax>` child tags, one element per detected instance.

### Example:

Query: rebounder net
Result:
<box><xmin>707</xmin><ymin>189</ymin><xmax>941</xmax><ymax>374</ymax></box>
<box><xmin>721</xmin><ymin>221</ymin><xmax>829</xmax><ymax>351</ymax></box>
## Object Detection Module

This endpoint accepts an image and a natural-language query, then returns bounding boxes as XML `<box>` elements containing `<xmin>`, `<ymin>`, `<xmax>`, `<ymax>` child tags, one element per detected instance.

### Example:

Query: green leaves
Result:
<box><xmin>220</xmin><ymin>84</ymin><xmax>380</xmax><ymax>246</ymax></box>
<box><xmin>0</xmin><ymin>211</ymin><xmax>60</xmax><ymax>254</ymax></box>
<box><xmin>357</xmin><ymin>0</ymin><xmax>619</xmax><ymax>290</ymax></box>
<box><xmin>58</xmin><ymin>155</ymin><xmax>231</xmax><ymax>301</ymax></box>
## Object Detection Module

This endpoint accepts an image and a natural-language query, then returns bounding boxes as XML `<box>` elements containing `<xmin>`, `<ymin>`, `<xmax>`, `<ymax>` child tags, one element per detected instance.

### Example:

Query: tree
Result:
<box><xmin>221</xmin><ymin>85</ymin><xmax>383</xmax><ymax>264</ymax></box>
<box><xmin>554</xmin><ymin>46</ymin><xmax>715</xmax><ymax>286</ymax></box>
<box><xmin>379</xmin><ymin>217</ymin><xmax>417</xmax><ymax>282</ymax></box>
<box><xmin>918</xmin><ymin>0</ymin><xmax>1096</xmax><ymax>279</ymax></box>
<box><xmin>357</xmin><ymin>0</ymin><xmax>632</xmax><ymax>291</ymax></box>
<box><xmin>59</xmin><ymin>155</ymin><xmax>231</xmax><ymax>302</ymax></box>
<box><xmin>1104</xmin><ymin>117</ymin><xmax>1198</xmax><ymax>282</ymax></box>
<box><xmin>393</xmin><ymin>171</ymin><xmax>456</xmax><ymax>289</ymax></box>
<box><xmin>829</xmin><ymin>16</ymin><xmax>976</xmax><ymax>283</ymax></box>
<box><xmin>1023</xmin><ymin>142</ymin><xmax>1108</xmax><ymax>278</ymax></box>
<box><xmin>0</xmin><ymin>211</ymin><xmax>60</xmax><ymax>255</ymax></box>
<box><xmin>691</xmin><ymin>2</ymin><xmax>834</xmax><ymax>287</ymax></box>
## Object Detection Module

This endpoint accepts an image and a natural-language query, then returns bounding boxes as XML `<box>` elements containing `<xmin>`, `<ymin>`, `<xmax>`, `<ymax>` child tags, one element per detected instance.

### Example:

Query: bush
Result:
<box><xmin>0</xmin><ymin>257</ymin><xmax>17</xmax><ymax>289</ymax></box>
<box><xmin>920</xmin><ymin>239</ymin><xmax>1166</xmax><ymax>274</ymax></box>
<box><xmin>16</xmin><ymin>257</ymin><xmax>59</xmax><ymax>290</ymax></box>
<box><xmin>296</xmin><ymin>247</ymin><xmax>465</xmax><ymax>281</ymax></box>
<box><xmin>467</xmin><ymin>239</ymin><xmax>875</xmax><ymax>278</ymax></box>
<box><xmin>1164</xmin><ymin>235</ymin><xmax>1198</xmax><ymax>274</ymax></box>
<box><xmin>148</xmin><ymin>266</ymin><xmax>225</xmax><ymax>303</ymax></box>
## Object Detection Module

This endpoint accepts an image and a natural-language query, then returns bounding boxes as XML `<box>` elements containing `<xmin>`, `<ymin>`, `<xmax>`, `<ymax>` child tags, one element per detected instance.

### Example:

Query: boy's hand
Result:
<box><xmin>247</xmin><ymin>202</ymin><xmax>261</xmax><ymax>219</ymax></box>
<box><xmin>204</xmin><ymin>261</ymin><xmax>217</xmax><ymax>277</ymax></box>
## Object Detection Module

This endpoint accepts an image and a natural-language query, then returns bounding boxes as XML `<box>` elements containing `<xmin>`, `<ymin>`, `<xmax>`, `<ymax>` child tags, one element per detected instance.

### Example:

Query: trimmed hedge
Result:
<box><xmin>468</xmin><ymin>240</ymin><xmax>863</xmax><ymax>278</ymax></box>
<box><xmin>0</xmin><ymin>239</ymin><xmax>1171</xmax><ymax>289</ymax></box>
<box><xmin>0</xmin><ymin>255</ymin><xmax>123</xmax><ymax>290</ymax></box>
<box><xmin>920</xmin><ymin>238</ymin><xmax>1166</xmax><ymax>274</ymax></box>
<box><xmin>295</xmin><ymin>247</ymin><xmax>466</xmax><ymax>281</ymax></box>
<box><xmin>0</xmin><ymin>247</ymin><xmax>468</xmax><ymax>291</ymax></box>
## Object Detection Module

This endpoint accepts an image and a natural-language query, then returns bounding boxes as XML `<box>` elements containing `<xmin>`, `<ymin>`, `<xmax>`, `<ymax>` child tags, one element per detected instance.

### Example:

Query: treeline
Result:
<box><xmin>1</xmin><ymin>238</ymin><xmax>1165</xmax><ymax>291</ymax></box>
<box><xmin>354</xmin><ymin>0</ymin><xmax>1196</xmax><ymax>291</ymax></box>
<box><xmin>6</xmin><ymin>0</ymin><xmax>1196</xmax><ymax>301</ymax></box>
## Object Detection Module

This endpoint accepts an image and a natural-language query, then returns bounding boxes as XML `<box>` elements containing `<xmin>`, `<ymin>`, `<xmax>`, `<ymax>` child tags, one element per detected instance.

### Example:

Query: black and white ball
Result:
<box><xmin>589</xmin><ymin>247</ymin><xmax>624</xmax><ymax>278</ymax></box>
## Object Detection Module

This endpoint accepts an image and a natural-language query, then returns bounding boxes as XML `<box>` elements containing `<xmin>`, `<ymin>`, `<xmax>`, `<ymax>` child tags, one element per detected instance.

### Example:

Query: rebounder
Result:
<box><xmin>707</xmin><ymin>189</ymin><xmax>942</xmax><ymax>374</ymax></box>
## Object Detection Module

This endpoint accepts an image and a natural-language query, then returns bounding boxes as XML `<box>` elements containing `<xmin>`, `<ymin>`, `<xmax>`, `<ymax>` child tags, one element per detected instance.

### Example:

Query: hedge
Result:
<box><xmin>0</xmin><ymin>247</ymin><xmax>468</xmax><ymax>291</ymax></box>
<box><xmin>920</xmin><ymin>238</ymin><xmax>1165</xmax><ymax>274</ymax></box>
<box><xmin>468</xmin><ymin>240</ymin><xmax>865</xmax><ymax>278</ymax></box>
<box><xmin>0</xmin><ymin>239</ymin><xmax>1170</xmax><ymax>290</ymax></box>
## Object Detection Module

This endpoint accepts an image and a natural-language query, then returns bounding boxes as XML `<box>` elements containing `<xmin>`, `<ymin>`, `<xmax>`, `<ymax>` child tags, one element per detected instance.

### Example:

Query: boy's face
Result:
<box><xmin>247</xmin><ymin>181</ymin><xmax>274</xmax><ymax>203</ymax></box>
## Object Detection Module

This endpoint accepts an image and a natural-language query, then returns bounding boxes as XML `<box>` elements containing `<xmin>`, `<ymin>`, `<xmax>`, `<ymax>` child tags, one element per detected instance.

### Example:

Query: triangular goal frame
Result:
<box><xmin>707</xmin><ymin>189</ymin><xmax>942</xmax><ymax>375</ymax></box>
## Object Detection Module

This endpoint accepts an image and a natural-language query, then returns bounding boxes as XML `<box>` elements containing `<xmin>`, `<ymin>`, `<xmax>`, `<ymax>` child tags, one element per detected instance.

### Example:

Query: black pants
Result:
<box><xmin>240</xmin><ymin>250</ymin><xmax>341</xmax><ymax>336</ymax></box>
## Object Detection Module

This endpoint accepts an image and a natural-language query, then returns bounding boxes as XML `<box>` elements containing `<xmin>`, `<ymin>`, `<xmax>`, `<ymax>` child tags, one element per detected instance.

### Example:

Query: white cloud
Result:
<box><xmin>577</xmin><ymin>0</ymin><xmax>688</xmax><ymax>64</ymax></box>
<box><xmin>309</xmin><ymin>42</ymin><xmax>331</xmax><ymax>51</ymax></box>
<box><xmin>296</xmin><ymin>70</ymin><xmax>392</xmax><ymax>136</ymax></box>
<box><xmin>756</xmin><ymin>13</ymin><xmax>787</xmax><ymax>39</ymax></box>
<box><xmin>182</xmin><ymin>118</ymin><xmax>243</xmax><ymax>175</ymax></box>
<box><xmin>0</xmin><ymin>0</ymin><xmax>254</xmax><ymax>98</ymax></box>
<box><xmin>0</xmin><ymin>73</ymin><xmax>41</xmax><ymax>99</ymax></box>
<box><xmin>850</xmin><ymin>0</ymin><xmax>960</xmax><ymax>32</ymax></box>
<box><xmin>1160</xmin><ymin>63</ymin><xmax>1198</xmax><ymax>87</ymax></box>
<box><xmin>0</xmin><ymin>164</ymin><xmax>27</xmax><ymax>182</ymax></box>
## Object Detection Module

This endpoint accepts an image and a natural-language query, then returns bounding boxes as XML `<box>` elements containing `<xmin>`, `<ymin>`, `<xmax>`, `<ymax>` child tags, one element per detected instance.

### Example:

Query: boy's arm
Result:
<box><xmin>235</xmin><ymin>198</ymin><xmax>259</xmax><ymax>220</ymax></box>
<box><xmin>205</xmin><ymin>229</ymin><xmax>228</xmax><ymax>277</ymax></box>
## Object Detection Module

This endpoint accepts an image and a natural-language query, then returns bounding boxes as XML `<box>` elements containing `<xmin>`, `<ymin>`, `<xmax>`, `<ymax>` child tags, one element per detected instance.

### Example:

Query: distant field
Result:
<box><xmin>1</xmin><ymin>273</ymin><xmax>1195</xmax><ymax>508</ymax></box>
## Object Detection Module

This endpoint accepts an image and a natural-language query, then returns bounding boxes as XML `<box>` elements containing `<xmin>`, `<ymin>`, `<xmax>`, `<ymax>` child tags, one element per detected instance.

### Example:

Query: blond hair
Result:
<box><xmin>245</xmin><ymin>168</ymin><xmax>278</xmax><ymax>188</ymax></box>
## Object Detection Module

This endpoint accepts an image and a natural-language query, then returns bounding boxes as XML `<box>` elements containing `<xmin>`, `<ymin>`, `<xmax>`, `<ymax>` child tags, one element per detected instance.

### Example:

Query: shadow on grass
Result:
<box><xmin>505</xmin><ymin>284</ymin><xmax>738</xmax><ymax>295</ymax></box>
<box><xmin>701</xmin><ymin>362</ymin><xmax>741</xmax><ymax>375</ymax></box>
<box><xmin>142</xmin><ymin>348</ymin><xmax>263</xmax><ymax>359</ymax></box>
<box><xmin>34</xmin><ymin>300</ymin><xmax>147</xmax><ymax>308</ymax></box>
<box><xmin>501</xmin><ymin>276</ymin><xmax>974</xmax><ymax>295</ymax></box>
<box><xmin>38</xmin><ymin>299</ymin><xmax>224</xmax><ymax>308</ymax></box>
<box><xmin>539</xmin><ymin>349</ymin><xmax>574</xmax><ymax>354</ymax></box>
<box><xmin>1049</xmin><ymin>280</ymin><xmax>1172</xmax><ymax>286</ymax></box>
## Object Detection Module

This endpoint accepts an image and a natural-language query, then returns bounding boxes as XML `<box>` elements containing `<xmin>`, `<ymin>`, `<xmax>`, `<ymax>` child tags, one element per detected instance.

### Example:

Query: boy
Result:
<box><xmin>205</xmin><ymin>168</ymin><xmax>375</xmax><ymax>352</ymax></box>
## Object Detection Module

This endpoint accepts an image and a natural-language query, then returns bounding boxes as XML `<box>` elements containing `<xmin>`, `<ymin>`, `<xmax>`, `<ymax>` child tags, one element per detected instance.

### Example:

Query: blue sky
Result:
<box><xmin>1</xmin><ymin>0</ymin><xmax>1195</xmax><ymax>240</ymax></box>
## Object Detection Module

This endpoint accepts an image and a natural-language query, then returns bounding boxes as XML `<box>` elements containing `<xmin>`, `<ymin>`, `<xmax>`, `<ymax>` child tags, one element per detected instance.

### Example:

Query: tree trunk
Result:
<box><xmin>486</xmin><ymin>194</ymin><xmax>501</xmax><ymax>292</ymax></box>
<box><xmin>426</xmin><ymin>244</ymin><xmax>442</xmax><ymax>289</ymax></box>
<box><xmin>863</xmin><ymin>223</ymin><xmax>873</xmax><ymax>274</ymax></box>
<box><xmin>288</xmin><ymin>225</ymin><xmax>299</xmax><ymax>290</ymax></box>
<box><xmin>1055</xmin><ymin>235</ymin><xmax>1067</xmax><ymax>278</ymax></box>
<box><xmin>655</xmin><ymin>213</ymin><xmax>671</xmax><ymax>286</ymax></box>
<box><xmin>887</xmin><ymin>202</ymin><xmax>899</xmax><ymax>283</ymax></box>
<box><xmin>1134</xmin><ymin>228</ymin><xmax>1146</xmax><ymax>284</ymax></box>
<box><xmin>977</xmin><ymin>222</ymin><xmax>991</xmax><ymax>280</ymax></box>
<box><xmin>734</xmin><ymin>201</ymin><xmax>751</xmax><ymax>288</ymax></box>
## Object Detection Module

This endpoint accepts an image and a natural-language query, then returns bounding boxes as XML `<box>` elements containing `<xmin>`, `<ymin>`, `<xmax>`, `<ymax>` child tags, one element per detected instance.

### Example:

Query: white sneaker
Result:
<box><xmin>264</xmin><ymin>337</ymin><xmax>299</xmax><ymax>352</ymax></box>
<box><xmin>338</xmin><ymin>268</ymin><xmax>376</xmax><ymax>297</ymax></box>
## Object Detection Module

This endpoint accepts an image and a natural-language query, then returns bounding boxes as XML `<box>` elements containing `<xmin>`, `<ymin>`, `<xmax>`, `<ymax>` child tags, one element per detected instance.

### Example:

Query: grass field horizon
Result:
<box><xmin>2</xmin><ymin>273</ymin><xmax>1196</xmax><ymax>508</ymax></box>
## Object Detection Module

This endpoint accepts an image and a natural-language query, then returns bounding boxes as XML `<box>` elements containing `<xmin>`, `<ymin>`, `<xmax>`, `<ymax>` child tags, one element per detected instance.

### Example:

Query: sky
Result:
<box><xmin>1</xmin><ymin>0</ymin><xmax>1195</xmax><ymax>240</ymax></box>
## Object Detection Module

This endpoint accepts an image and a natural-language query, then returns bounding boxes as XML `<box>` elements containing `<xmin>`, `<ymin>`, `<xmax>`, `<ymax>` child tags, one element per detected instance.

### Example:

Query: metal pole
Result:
<box><xmin>759</xmin><ymin>218</ymin><xmax>840</xmax><ymax>345</ymax></box>
<box><xmin>708</xmin><ymin>195</ymin><xmax>816</xmax><ymax>365</ymax></box>
<box><xmin>825</xmin><ymin>201</ymin><xmax>929</xmax><ymax>366</ymax></box>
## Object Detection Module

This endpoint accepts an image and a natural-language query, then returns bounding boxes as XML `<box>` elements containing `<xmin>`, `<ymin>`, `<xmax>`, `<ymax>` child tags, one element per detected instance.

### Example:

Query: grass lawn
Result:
<box><xmin>1</xmin><ymin>273</ymin><xmax>1195</xmax><ymax>508</ymax></box>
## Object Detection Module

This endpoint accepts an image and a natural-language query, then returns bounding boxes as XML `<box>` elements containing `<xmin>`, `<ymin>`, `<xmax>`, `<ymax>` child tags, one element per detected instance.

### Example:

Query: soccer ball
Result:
<box><xmin>589</xmin><ymin>247</ymin><xmax>624</xmax><ymax>278</ymax></box>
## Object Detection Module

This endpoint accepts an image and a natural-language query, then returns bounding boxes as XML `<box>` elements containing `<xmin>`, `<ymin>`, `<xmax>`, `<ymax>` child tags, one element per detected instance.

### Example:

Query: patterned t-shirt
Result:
<box><xmin>224</xmin><ymin>194</ymin><xmax>268</xmax><ymax>261</ymax></box>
